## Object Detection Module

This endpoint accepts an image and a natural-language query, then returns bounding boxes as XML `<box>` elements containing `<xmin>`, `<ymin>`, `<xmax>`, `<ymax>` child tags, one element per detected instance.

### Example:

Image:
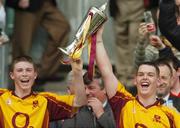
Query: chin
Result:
<box><xmin>21</xmin><ymin>86</ymin><xmax>31</xmax><ymax>90</ymax></box>
<box><xmin>21</xmin><ymin>84</ymin><xmax>32</xmax><ymax>89</ymax></box>
<box><xmin>140</xmin><ymin>90</ymin><xmax>150</xmax><ymax>96</ymax></box>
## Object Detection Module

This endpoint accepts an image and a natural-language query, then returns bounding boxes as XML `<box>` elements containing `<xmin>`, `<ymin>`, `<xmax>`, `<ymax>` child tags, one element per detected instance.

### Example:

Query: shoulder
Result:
<box><xmin>0</xmin><ymin>88</ymin><xmax>8</xmax><ymax>96</ymax></box>
<box><xmin>39</xmin><ymin>92</ymin><xmax>75</xmax><ymax>106</ymax></box>
<box><xmin>160</xmin><ymin>105</ymin><xmax>180</xmax><ymax>117</ymax></box>
<box><xmin>39</xmin><ymin>92</ymin><xmax>74</xmax><ymax>99</ymax></box>
<box><xmin>115</xmin><ymin>81</ymin><xmax>134</xmax><ymax>99</ymax></box>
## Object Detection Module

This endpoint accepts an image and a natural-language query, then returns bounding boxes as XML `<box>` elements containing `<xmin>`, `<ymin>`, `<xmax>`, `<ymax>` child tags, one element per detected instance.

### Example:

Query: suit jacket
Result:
<box><xmin>6</xmin><ymin>0</ymin><xmax>56</xmax><ymax>12</ymax></box>
<box><xmin>169</xmin><ymin>94</ymin><xmax>180</xmax><ymax>112</ymax></box>
<box><xmin>61</xmin><ymin>103</ymin><xmax>115</xmax><ymax>128</ymax></box>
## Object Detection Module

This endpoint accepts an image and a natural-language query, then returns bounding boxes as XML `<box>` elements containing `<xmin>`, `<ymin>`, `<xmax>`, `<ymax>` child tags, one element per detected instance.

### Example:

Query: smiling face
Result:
<box><xmin>157</xmin><ymin>65</ymin><xmax>172</xmax><ymax>98</ymax></box>
<box><xmin>85</xmin><ymin>79</ymin><xmax>106</xmax><ymax>102</ymax></box>
<box><xmin>134</xmin><ymin>64</ymin><xmax>159</xmax><ymax>98</ymax></box>
<box><xmin>10</xmin><ymin>61</ymin><xmax>37</xmax><ymax>92</ymax></box>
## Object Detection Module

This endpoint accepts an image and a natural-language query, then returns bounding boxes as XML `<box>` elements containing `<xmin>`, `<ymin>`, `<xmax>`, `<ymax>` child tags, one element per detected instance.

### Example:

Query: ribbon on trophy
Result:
<box><xmin>87</xmin><ymin>33</ymin><xmax>96</xmax><ymax>80</ymax></box>
<box><xmin>68</xmin><ymin>12</ymin><xmax>96</xmax><ymax>80</ymax></box>
<box><xmin>58</xmin><ymin>2</ymin><xmax>107</xmax><ymax>80</ymax></box>
<box><xmin>71</xmin><ymin>15</ymin><xmax>91</xmax><ymax>61</ymax></box>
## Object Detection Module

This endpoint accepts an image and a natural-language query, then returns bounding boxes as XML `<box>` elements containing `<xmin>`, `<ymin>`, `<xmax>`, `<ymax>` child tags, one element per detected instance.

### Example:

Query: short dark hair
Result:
<box><xmin>83</xmin><ymin>69</ymin><xmax>104</xmax><ymax>89</ymax></box>
<box><xmin>136</xmin><ymin>61</ymin><xmax>160</xmax><ymax>76</ymax></box>
<box><xmin>155</xmin><ymin>58</ymin><xmax>173</xmax><ymax>77</ymax></box>
<box><xmin>10</xmin><ymin>55</ymin><xmax>37</xmax><ymax>72</ymax></box>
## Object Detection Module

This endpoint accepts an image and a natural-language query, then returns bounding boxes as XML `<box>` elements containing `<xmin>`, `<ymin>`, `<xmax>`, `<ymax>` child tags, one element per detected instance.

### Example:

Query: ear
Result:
<box><xmin>168</xmin><ymin>75</ymin><xmax>174</xmax><ymax>88</ymax></box>
<box><xmin>34</xmin><ymin>72</ymin><xmax>38</xmax><ymax>79</ymax></box>
<box><xmin>9</xmin><ymin>72</ymin><xmax>14</xmax><ymax>80</ymax></box>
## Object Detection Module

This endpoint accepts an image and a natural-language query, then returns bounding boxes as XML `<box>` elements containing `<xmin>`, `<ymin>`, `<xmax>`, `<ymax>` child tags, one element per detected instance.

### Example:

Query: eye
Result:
<box><xmin>16</xmin><ymin>68</ymin><xmax>23</xmax><ymax>72</ymax></box>
<box><xmin>161</xmin><ymin>76</ymin><xmax>168</xmax><ymax>80</ymax></box>
<box><xmin>148</xmin><ymin>73</ymin><xmax>155</xmax><ymax>77</ymax></box>
<box><xmin>137</xmin><ymin>72</ymin><xmax>144</xmax><ymax>77</ymax></box>
<box><xmin>26</xmin><ymin>68</ymin><xmax>33</xmax><ymax>72</ymax></box>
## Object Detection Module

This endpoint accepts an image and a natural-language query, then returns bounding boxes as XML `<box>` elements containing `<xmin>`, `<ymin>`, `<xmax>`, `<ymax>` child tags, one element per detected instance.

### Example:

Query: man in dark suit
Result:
<box><xmin>60</xmin><ymin>70</ymin><xmax>116</xmax><ymax>128</ymax></box>
<box><xmin>156</xmin><ymin>59</ymin><xmax>180</xmax><ymax>112</ymax></box>
<box><xmin>6</xmin><ymin>0</ymin><xmax>70</xmax><ymax>80</ymax></box>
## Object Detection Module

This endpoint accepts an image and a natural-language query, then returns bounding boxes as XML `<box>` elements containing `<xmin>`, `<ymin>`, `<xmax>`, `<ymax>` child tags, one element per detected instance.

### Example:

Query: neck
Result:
<box><xmin>138</xmin><ymin>95</ymin><xmax>156</xmax><ymax>107</ymax></box>
<box><xmin>15</xmin><ymin>89</ymin><xmax>31</xmax><ymax>98</ymax></box>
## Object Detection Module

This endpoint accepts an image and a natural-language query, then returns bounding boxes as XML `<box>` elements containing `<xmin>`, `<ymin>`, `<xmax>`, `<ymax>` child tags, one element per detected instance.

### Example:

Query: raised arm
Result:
<box><xmin>159</xmin><ymin>0</ymin><xmax>180</xmax><ymax>50</ymax></box>
<box><xmin>95</xmin><ymin>26</ymin><xmax>118</xmax><ymax>98</ymax></box>
<box><xmin>71</xmin><ymin>59</ymin><xmax>87</xmax><ymax>106</ymax></box>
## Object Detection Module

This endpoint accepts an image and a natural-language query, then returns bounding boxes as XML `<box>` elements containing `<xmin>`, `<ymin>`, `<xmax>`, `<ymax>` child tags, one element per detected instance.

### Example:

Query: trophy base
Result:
<box><xmin>58</xmin><ymin>47</ymin><xmax>72</xmax><ymax>64</ymax></box>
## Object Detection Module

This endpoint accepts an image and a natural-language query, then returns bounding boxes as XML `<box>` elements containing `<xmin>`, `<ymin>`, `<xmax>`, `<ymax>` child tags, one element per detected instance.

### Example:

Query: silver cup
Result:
<box><xmin>58</xmin><ymin>2</ymin><xmax>108</xmax><ymax>64</ymax></box>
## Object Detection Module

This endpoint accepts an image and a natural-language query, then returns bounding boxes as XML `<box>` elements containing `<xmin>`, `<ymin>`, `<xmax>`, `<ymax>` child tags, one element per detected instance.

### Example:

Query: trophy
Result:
<box><xmin>58</xmin><ymin>2</ymin><xmax>108</xmax><ymax>64</ymax></box>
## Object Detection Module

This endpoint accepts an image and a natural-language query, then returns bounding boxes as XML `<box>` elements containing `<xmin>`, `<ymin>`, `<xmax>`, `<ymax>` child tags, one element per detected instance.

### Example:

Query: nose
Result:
<box><xmin>157</xmin><ymin>78</ymin><xmax>163</xmax><ymax>87</ymax></box>
<box><xmin>142</xmin><ymin>74</ymin><xmax>147</xmax><ymax>79</ymax></box>
<box><xmin>22</xmin><ymin>70</ymin><xmax>27</xmax><ymax>76</ymax></box>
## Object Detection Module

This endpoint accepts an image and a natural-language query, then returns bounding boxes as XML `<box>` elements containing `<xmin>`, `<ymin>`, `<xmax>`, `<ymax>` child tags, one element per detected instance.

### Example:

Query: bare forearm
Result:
<box><xmin>96</xmin><ymin>41</ymin><xmax>118</xmax><ymax>98</ymax></box>
<box><xmin>70</xmin><ymin>59</ymin><xmax>87</xmax><ymax>106</ymax></box>
<box><xmin>73</xmin><ymin>70</ymin><xmax>87</xmax><ymax>106</ymax></box>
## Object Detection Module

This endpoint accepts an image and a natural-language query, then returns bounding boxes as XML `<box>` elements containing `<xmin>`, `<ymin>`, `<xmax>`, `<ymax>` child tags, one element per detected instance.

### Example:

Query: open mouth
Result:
<box><xmin>141</xmin><ymin>82</ymin><xmax>150</xmax><ymax>88</ymax></box>
<box><xmin>20</xmin><ymin>79</ymin><xmax>30</xmax><ymax>84</ymax></box>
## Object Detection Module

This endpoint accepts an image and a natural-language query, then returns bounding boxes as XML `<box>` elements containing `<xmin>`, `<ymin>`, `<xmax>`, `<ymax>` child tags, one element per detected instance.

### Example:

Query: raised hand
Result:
<box><xmin>96</xmin><ymin>25</ymin><xmax>104</xmax><ymax>42</ymax></box>
<box><xmin>138</xmin><ymin>23</ymin><xmax>149</xmax><ymax>41</ymax></box>
<box><xmin>149</xmin><ymin>35</ymin><xmax>165</xmax><ymax>50</ymax></box>
<box><xmin>71</xmin><ymin>59</ymin><xmax>83</xmax><ymax>75</ymax></box>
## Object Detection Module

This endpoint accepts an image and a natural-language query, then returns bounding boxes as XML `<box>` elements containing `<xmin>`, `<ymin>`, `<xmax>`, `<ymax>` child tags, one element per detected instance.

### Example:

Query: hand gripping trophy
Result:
<box><xmin>58</xmin><ymin>2</ymin><xmax>108</xmax><ymax>64</ymax></box>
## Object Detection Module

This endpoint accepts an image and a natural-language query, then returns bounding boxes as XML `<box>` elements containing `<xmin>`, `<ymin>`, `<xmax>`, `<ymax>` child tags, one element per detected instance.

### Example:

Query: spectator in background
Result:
<box><xmin>6</xmin><ymin>0</ymin><xmax>70</xmax><ymax>81</ymax></box>
<box><xmin>133</xmin><ymin>22</ymin><xmax>159</xmax><ymax>70</ymax></box>
<box><xmin>159</xmin><ymin>0</ymin><xmax>180</xmax><ymax>50</ymax></box>
<box><xmin>0</xmin><ymin>55</ymin><xmax>86</xmax><ymax>127</ymax></box>
<box><xmin>60</xmin><ymin>70</ymin><xmax>116</xmax><ymax>128</ymax></box>
<box><xmin>144</xmin><ymin>0</ymin><xmax>160</xmax><ymax>26</ymax></box>
<box><xmin>109</xmin><ymin>0</ymin><xmax>144</xmax><ymax>86</ymax></box>
<box><xmin>149</xmin><ymin>34</ymin><xmax>180</xmax><ymax>97</ymax></box>
<box><xmin>156</xmin><ymin>59</ymin><xmax>180</xmax><ymax>112</ymax></box>
<box><xmin>134</xmin><ymin>23</ymin><xmax>180</xmax><ymax>70</ymax></box>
